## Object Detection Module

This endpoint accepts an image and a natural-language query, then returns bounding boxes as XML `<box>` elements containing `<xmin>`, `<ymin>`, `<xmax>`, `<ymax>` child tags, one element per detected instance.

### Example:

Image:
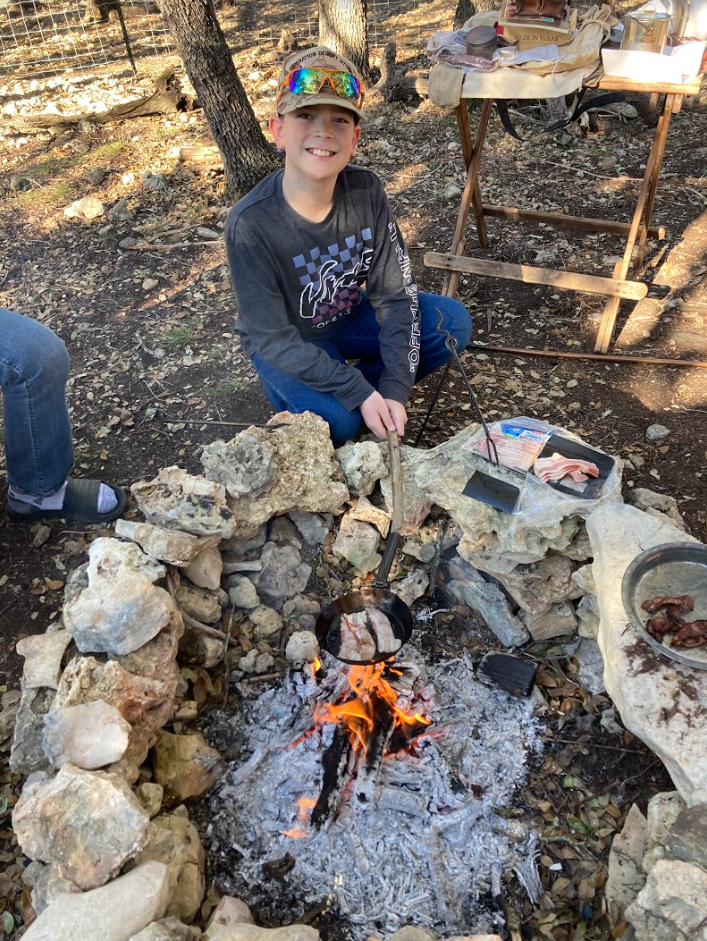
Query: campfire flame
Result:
<box><xmin>282</xmin><ymin>796</ymin><xmax>317</xmax><ymax>838</ymax></box>
<box><xmin>314</xmin><ymin>662</ymin><xmax>431</xmax><ymax>754</ymax></box>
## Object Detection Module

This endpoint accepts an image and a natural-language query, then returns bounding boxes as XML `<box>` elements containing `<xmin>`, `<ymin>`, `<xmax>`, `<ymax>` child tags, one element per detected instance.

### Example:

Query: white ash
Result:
<box><xmin>204</xmin><ymin>647</ymin><xmax>543</xmax><ymax>939</ymax></box>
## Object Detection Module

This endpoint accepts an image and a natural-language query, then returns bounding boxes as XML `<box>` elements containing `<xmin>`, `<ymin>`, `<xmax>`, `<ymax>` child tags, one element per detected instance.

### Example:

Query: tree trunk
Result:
<box><xmin>318</xmin><ymin>0</ymin><xmax>369</xmax><ymax>78</ymax></box>
<box><xmin>160</xmin><ymin>0</ymin><xmax>277</xmax><ymax>201</ymax></box>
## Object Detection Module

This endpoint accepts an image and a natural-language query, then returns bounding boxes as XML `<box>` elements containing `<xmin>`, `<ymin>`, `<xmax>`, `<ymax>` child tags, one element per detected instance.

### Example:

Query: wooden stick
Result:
<box><xmin>425</xmin><ymin>252</ymin><xmax>648</xmax><ymax>300</ymax></box>
<box><xmin>468</xmin><ymin>343</ymin><xmax>707</xmax><ymax>368</ymax></box>
<box><xmin>482</xmin><ymin>204</ymin><xmax>665</xmax><ymax>240</ymax></box>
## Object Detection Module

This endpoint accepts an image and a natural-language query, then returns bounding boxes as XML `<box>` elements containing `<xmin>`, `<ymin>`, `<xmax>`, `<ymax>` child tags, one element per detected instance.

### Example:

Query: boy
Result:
<box><xmin>225</xmin><ymin>46</ymin><xmax>471</xmax><ymax>446</ymax></box>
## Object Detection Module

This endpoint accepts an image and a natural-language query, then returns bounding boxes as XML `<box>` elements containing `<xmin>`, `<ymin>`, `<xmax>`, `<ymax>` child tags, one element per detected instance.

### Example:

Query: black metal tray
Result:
<box><xmin>537</xmin><ymin>434</ymin><xmax>615</xmax><ymax>500</ymax></box>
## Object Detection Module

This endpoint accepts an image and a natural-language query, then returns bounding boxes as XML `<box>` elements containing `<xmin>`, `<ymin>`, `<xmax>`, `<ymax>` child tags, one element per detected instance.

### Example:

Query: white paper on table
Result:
<box><xmin>505</xmin><ymin>44</ymin><xmax>561</xmax><ymax>64</ymax></box>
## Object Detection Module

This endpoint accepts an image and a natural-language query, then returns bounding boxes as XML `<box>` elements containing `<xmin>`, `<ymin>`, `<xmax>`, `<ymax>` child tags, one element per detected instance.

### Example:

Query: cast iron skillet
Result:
<box><xmin>315</xmin><ymin>430</ymin><xmax>413</xmax><ymax>665</ymax></box>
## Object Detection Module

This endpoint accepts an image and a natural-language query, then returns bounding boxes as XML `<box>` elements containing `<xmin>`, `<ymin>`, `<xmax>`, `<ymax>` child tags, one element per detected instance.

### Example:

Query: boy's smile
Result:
<box><xmin>270</xmin><ymin>104</ymin><xmax>361</xmax><ymax>186</ymax></box>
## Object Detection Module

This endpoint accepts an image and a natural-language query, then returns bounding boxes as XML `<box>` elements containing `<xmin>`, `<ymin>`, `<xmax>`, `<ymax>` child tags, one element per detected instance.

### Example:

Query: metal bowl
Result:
<box><xmin>621</xmin><ymin>542</ymin><xmax>707</xmax><ymax>669</ymax></box>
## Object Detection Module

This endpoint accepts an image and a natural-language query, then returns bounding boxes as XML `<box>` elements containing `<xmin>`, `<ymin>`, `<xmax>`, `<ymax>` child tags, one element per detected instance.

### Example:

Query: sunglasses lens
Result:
<box><xmin>287</xmin><ymin>68</ymin><xmax>361</xmax><ymax>102</ymax></box>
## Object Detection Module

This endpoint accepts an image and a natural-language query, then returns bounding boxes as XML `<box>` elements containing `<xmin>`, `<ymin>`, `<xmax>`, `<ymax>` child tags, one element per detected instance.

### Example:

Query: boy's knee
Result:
<box><xmin>38</xmin><ymin>327</ymin><xmax>70</xmax><ymax>383</ymax></box>
<box><xmin>330</xmin><ymin>408</ymin><xmax>364</xmax><ymax>447</ymax></box>
<box><xmin>446</xmin><ymin>300</ymin><xmax>472</xmax><ymax>350</ymax></box>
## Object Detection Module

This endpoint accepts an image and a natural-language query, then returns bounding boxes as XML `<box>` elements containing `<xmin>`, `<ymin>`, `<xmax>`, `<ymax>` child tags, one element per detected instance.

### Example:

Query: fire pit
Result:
<box><xmin>203</xmin><ymin>644</ymin><xmax>542</xmax><ymax>938</ymax></box>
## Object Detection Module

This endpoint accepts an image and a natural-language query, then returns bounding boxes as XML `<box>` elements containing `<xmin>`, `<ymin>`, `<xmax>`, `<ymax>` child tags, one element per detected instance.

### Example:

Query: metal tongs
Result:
<box><xmin>414</xmin><ymin>309</ymin><xmax>520</xmax><ymax>513</ymax></box>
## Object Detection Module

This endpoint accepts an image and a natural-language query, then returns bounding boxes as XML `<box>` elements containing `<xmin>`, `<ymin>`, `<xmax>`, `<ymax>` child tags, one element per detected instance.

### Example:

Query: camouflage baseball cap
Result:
<box><xmin>276</xmin><ymin>45</ymin><xmax>364</xmax><ymax>119</ymax></box>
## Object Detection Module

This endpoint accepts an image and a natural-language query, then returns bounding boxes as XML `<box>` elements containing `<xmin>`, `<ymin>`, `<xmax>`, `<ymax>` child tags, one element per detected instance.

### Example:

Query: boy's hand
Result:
<box><xmin>384</xmin><ymin>398</ymin><xmax>407</xmax><ymax>438</ymax></box>
<box><xmin>360</xmin><ymin>391</ymin><xmax>407</xmax><ymax>439</ymax></box>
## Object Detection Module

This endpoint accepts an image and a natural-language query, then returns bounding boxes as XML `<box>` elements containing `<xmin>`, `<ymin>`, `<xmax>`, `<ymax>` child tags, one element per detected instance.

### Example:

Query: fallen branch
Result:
<box><xmin>1</xmin><ymin>67</ymin><xmax>196</xmax><ymax>131</ymax></box>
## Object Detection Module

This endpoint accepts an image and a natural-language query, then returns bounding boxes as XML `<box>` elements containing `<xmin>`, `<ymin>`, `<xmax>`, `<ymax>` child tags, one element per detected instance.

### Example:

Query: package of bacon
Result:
<box><xmin>532</xmin><ymin>434</ymin><xmax>615</xmax><ymax>500</ymax></box>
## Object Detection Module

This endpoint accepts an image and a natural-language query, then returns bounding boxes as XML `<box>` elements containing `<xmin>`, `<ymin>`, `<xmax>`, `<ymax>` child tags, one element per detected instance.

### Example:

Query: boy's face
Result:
<box><xmin>270</xmin><ymin>104</ymin><xmax>361</xmax><ymax>185</ymax></box>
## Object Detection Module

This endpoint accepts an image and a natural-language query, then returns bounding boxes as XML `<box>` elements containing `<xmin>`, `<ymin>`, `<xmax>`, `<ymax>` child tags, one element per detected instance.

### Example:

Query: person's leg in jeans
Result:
<box><xmin>331</xmin><ymin>291</ymin><xmax>472</xmax><ymax>385</ymax></box>
<box><xmin>0</xmin><ymin>308</ymin><xmax>125</xmax><ymax>521</ymax></box>
<box><xmin>0</xmin><ymin>308</ymin><xmax>74</xmax><ymax>496</ymax></box>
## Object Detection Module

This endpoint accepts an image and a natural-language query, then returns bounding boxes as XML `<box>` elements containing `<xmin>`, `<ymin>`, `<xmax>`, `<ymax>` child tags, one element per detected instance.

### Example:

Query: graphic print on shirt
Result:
<box><xmin>292</xmin><ymin>228</ymin><xmax>374</xmax><ymax>328</ymax></box>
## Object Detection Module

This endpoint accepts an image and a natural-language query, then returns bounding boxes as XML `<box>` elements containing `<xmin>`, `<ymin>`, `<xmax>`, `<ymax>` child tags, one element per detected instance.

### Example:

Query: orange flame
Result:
<box><xmin>314</xmin><ymin>662</ymin><xmax>430</xmax><ymax>753</ymax></box>
<box><xmin>283</xmin><ymin>796</ymin><xmax>317</xmax><ymax>838</ymax></box>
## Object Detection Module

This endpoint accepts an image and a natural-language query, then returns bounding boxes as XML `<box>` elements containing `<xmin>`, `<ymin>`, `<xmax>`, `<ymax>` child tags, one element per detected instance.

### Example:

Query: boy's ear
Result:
<box><xmin>351</xmin><ymin>123</ymin><xmax>362</xmax><ymax>156</ymax></box>
<box><xmin>269</xmin><ymin>113</ymin><xmax>285</xmax><ymax>150</ymax></box>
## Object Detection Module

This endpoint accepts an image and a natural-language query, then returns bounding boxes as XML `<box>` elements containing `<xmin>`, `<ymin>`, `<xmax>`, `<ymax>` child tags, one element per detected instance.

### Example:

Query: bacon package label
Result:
<box><xmin>473</xmin><ymin>421</ymin><xmax>552</xmax><ymax>472</ymax></box>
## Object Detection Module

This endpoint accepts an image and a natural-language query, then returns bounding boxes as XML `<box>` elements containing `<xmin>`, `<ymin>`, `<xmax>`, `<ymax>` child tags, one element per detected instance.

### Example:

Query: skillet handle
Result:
<box><xmin>373</xmin><ymin>530</ymin><xmax>401</xmax><ymax>589</ymax></box>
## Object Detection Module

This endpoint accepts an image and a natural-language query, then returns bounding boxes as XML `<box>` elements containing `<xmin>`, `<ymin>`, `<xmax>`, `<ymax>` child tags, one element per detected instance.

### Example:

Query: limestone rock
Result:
<box><xmin>587</xmin><ymin>504</ymin><xmax>707</xmax><ymax>805</ymax></box>
<box><xmin>666</xmin><ymin>803</ymin><xmax>707</xmax><ymax>871</ymax></box>
<box><xmin>10</xmin><ymin>686</ymin><xmax>55</xmax><ymax>775</ymax></box>
<box><xmin>136</xmin><ymin>782</ymin><xmax>165</xmax><ymax>818</ymax></box>
<box><xmin>625</xmin><ymin>858</ymin><xmax>707</xmax><ymax>941</ymax></box>
<box><xmin>249</xmin><ymin>606</ymin><xmax>284</xmax><ymax>643</ymax></box>
<box><xmin>56</xmin><ymin>644</ymin><xmax>178</xmax><ymax>781</ymax></box>
<box><xmin>346</xmin><ymin>495</ymin><xmax>391</xmax><ymax>537</ymax></box>
<box><xmin>239</xmin><ymin>649</ymin><xmax>275</xmax><ymax>674</ymax></box>
<box><xmin>288</xmin><ymin>511</ymin><xmax>334</xmax><ymax>545</ymax></box>
<box><xmin>268</xmin><ymin>516</ymin><xmax>302</xmax><ymax>548</ymax></box>
<box><xmin>24</xmin><ymin>861</ymin><xmax>81</xmax><ymax>914</ymax></box>
<box><xmin>176</xmin><ymin>581</ymin><xmax>222</xmax><ymax>624</ymax></box>
<box><xmin>391</xmin><ymin>569</ymin><xmax>429</xmax><ymax>608</ymax></box>
<box><xmin>129</xmin><ymin>808</ymin><xmax>205</xmax><ymax>923</ymax></box>
<box><xmin>645</xmin><ymin>423</ymin><xmax>670</xmax><ymax>441</ymax></box>
<box><xmin>184</xmin><ymin>547</ymin><xmax>223</xmax><ymax>591</ymax></box>
<box><xmin>132</xmin><ymin>467</ymin><xmax>236</xmax><ymax>538</ymax></box>
<box><xmin>282</xmin><ymin>595</ymin><xmax>321</xmax><ymax>622</ymax></box>
<box><xmin>129</xmin><ymin>918</ymin><xmax>202</xmax><ymax>940</ymax></box>
<box><xmin>216</xmin><ymin>413</ymin><xmax>349</xmax><ymax>537</ymax></box>
<box><xmin>626</xmin><ymin>488</ymin><xmax>687</xmax><ymax>533</ymax></box>
<box><xmin>179</xmin><ymin>630</ymin><xmax>225</xmax><ymax>669</ymax></box>
<box><xmin>115</xmin><ymin>519</ymin><xmax>221</xmax><ymax>566</ymax></box>
<box><xmin>389</xmin><ymin>930</ymin><xmax>436</xmax><ymax>941</ymax></box>
<box><xmin>227</xmin><ymin>575</ymin><xmax>260</xmax><ymax>610</ymax></box>
<box><xmin>572</xmin><ymin>637</ymin><xmax>606</xmax><ymax>695</ymax></box>
<box><xmin>254</xmin><ymin>542</ymin><xmax>312</xmax><ymax>606</ymax></box>
<box><xmin>63</xmin><ymin>538</ymin><xmax>175</xmax><ymax>656</ymax></box>
<box><xmin>21</xmin><ymin>861</ymin><xmax>169</xmax><ymax>941</ymax></box>
<box><xmin>205</xmin><ymin>897</ymin><xmax>254</xmax><ymax>937</ymax></box>
<box><xmin>335</xmin><ymin>439</ymin><xmax>388</xmax><ymax>496</ymax></box>
<box><xmin>13</xmin><ymin>763</ymin><xmax>150</xmax><ymax>889</ymax></box>
<box><xmin>16</xmin><ymin>631</ymin><xmax>72</xmax><ymax>689</ymax></box>
<box><xmin>521</xmin><ymin>601</ymin><xmax>577</xmax><ymax>641</ymax></box>
<box><xmin>220</xmin><ymin>525</ymin><xmax>267</xmax><ymax>560</ymax></box>
<box><xmin>206</xmin><ymin>925</ymin><xmax>320</xmax><ymax>941</ymax></box>
<box><xmin>447</xmin><ymin>556</ymin><xmax>530</xmax><ymax>647</ymax></box>
<box><xmin>285</xmin><ymin>630</ymin><xmax>319</xmax><ymax>663</ymax></box>
<box><xmin>643</xmin><ymin>791</ymin><xmax>687</xmax><ymax>873</ymax></box>
<box><xmin>605</xmin><ymin>803</ymin><xmax>648</xmax><ymax>922</ymax></box>
<box><xmin>43</xmin><ymin>700</ymin><xmax>131</xmax><ymax>769</ymax></box>
<box><xmin>153</xmin><ymin>731</ymin><xmax>223</xmax><ymax>805</ymax></box>
<box><xmin>64</xmin><ymin>196</ymin><xmax>105</xmax><ymax>220</ymax></box>
<box><xmin>201</xmin><ymin>433</ymin><xmax>278</xmax><ymax>499</ymax></box>
<box><xmin>332</xmin><ymin>516</ymin><xmax>381</xmax><ymax>574</ymax></box>
<box><xmin>461</xmin><ymin>545</ymin><xmax>582</xmax><ymax>615</ymax></box>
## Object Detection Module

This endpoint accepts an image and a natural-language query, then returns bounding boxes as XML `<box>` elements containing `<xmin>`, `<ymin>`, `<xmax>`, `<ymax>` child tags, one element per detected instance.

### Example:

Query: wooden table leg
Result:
<box><xmin>455</xmin><ymin>101</ymin><xmax>488</xmax><ymax>250</ymax></box>
<box><xmin>635</xmin><ymin>93</ymin><xmax>680</xmax><ymax>269</ymax></box>
<box><xmin>594</xmin><ymin>93</ymin><xmax>676</xmax><ymax>354</ymax></box>
<box><xmin>443</xmin><ymin>98</ymin><xmax>493</xmax><ymax>297</ymax></box>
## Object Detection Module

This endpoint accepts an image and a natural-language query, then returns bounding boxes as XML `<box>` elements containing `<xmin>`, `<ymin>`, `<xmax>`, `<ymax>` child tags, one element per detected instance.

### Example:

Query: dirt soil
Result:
<box><xmin>0</xmin><ymin>1</ymin><xmax>705</xmax><ymax>938</ymax></box>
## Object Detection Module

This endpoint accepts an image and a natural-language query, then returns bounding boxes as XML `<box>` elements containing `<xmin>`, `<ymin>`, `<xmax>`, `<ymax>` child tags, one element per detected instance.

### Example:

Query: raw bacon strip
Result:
<box><xmin>534</xmin><ymin>452</ymin><xmax>600</xmax><ymax>485</ymax></box>
<box><xmin>337</xmin><ymin>610</ymin><xmax>376</xmax><ymax>661</ymax></box>
<box><xmin>365</xmin><ymin>606</ymin><xmax>401</xmax><ymax>655</ymax></box>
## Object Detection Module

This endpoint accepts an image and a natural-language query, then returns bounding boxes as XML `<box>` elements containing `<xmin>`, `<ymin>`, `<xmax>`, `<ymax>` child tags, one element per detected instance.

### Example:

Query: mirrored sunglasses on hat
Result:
<box><xmin>277</xmin><ymin>67</ymin><xmax>364</xmax><ymax>109</ymax></box>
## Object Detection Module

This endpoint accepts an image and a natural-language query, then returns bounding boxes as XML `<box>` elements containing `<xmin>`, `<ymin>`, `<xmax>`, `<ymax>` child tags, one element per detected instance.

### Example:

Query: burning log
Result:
<box><xmin>310</xmin><ymin>726</ymin><xmax>354</xmax><ymax>831</ymax></box>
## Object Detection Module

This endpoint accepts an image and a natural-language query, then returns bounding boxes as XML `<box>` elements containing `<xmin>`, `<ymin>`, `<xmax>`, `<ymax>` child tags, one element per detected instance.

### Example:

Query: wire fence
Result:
<box><xmin>0</xmin><ymin>0</ymin><xmax>442</xmax><ymax>84</ymax></box>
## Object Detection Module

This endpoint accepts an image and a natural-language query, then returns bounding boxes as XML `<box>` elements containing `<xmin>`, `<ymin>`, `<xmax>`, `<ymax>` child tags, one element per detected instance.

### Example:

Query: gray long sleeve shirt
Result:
<box><xmin>225</xmin><ymin>165</ymin><xmax>420</xmax><ymax>411</ymax></box>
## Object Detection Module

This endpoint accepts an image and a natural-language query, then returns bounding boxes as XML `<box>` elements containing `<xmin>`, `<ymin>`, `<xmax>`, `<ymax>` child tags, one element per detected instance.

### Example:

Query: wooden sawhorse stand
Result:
<box><xmin>424</xmin><ymin>73</ymin><xmax>701</xmax><ymax>353</ymax></box>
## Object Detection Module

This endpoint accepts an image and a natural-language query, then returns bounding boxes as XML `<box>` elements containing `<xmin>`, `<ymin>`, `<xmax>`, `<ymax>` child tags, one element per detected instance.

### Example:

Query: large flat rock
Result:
<box><xmin>587</xmin><ymin>504</ymin><xmax>707</xmax><ymax>805</ymax></box>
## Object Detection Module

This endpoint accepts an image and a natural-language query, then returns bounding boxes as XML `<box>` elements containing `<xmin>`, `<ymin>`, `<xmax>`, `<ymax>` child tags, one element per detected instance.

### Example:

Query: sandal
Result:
<box><xmin>7</xmin><ymin>479</ymin><xmax>127</xmax><ymax>524</ymax></box>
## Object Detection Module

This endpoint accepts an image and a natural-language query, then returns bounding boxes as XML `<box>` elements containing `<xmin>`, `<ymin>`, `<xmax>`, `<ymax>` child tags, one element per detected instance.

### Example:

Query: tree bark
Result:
<box><xmin>318</xmin><ymin>0</ymin><xmax>369</xmax><ymax>78</ymax></box>
<box><xmin>160</xmin><ymin>0</ymin><xmax>277</xmax><ymax>201</ymax></box>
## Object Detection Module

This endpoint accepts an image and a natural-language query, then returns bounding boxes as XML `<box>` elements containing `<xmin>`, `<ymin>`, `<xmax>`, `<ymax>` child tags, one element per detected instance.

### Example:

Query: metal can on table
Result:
<box><xmin>466</xmin><ymin>25</ymin><xmax>498</xmax><ymax>59</ymax></box>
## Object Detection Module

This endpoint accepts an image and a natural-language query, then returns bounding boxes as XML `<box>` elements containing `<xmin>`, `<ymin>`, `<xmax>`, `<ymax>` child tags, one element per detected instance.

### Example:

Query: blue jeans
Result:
<box><xmin>251</xmin><ymin>292</ymin><xmax>471</xmax><ymax>445</ymax></box>
<box><xmin>0</xmin><ymin>308</ymin><xmax>74</xmax><ymax>497</ymax></box>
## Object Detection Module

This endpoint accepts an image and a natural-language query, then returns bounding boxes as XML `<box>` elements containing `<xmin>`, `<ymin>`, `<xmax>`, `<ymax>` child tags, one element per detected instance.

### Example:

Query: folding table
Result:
<box><xmin>423</xmin><ymin>70</ymin><xmax>702</xmax><ymax>353</ymax></box>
